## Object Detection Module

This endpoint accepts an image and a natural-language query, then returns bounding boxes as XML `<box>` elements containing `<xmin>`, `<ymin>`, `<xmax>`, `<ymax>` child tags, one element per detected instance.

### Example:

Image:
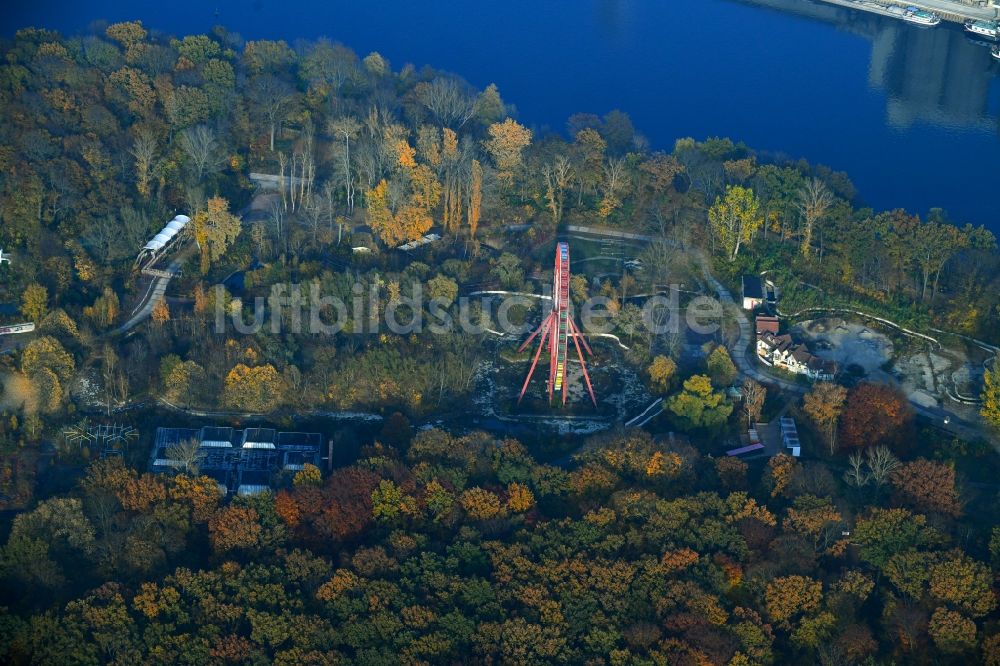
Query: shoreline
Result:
<box><xmin>814</xmin><ymin>0</ymin><xmax>998</xmax><ymax>24</ymax></box>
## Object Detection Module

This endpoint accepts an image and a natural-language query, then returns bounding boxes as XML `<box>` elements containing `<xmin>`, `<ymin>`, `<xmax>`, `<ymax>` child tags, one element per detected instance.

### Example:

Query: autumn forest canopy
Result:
<box><xmin>1</xmin><ymin>18</ymin><xmax>1000</xmax><ymax>666</ymax></box>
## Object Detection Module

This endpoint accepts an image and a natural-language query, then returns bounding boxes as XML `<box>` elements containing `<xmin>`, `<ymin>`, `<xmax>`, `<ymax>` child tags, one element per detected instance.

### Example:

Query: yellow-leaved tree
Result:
<box><xmin>467</xmin><ymin>159</ymin><xmax>483</xmax><ymax>238</ymax></box>
<box><xmin>192</xmin><ymin>196</ymin><xmax>241</xmax><ymax>274</ymax></box>
<box><xmin>223</xmin><ymin>363</ymin><xmax>283</xmax><ymax>412</ymax></box>
<box><xmin>20</xmin><ymin>283</ymin><xmax>48</xmax><ymax>322</ymax></box>
<box><xmin>708</xmin><ymin>185</ymin><xmax>763</xmax><ymax>261</ymax></box>
<box><xmin>484</xmin><ymin>118</ymin><xmax>531</xmax><ymax>188</ymax></box>
<box><xmin>366</xmin><ymin>164</ymin><xmax>441</xmax><ymax>247</ymax></box>
<box><xmin>981</xmin><ymin>369</ymin><xmax>1000</xmax><ymax>431</ymax></box>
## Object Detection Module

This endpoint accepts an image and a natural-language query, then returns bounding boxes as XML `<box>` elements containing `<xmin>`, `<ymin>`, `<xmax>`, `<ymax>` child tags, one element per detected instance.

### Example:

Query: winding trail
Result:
<box><xmin>697</xmin><ymin>255</ymin><xmax>989</xmax><ymax>444</ymax></box>
<box><xmin>563</xmin><ymin>223</ymin><xmax>992</xmax><ymax>443</ymax></box>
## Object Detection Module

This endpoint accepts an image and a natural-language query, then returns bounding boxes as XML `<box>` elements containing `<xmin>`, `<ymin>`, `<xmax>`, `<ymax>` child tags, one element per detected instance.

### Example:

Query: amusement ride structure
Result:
<box><xmin>517</xmin><ymin>242</ymin><xmax>597</xmax><ymax>407</ymax></box>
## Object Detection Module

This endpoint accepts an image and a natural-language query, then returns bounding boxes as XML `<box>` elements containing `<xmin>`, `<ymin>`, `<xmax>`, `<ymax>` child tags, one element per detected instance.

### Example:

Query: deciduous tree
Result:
<box><xmin>706</xmin><ymin>345</ymin><xmax>737</xmax><ymax>387</ymax></box>
<box><xmin>708</xmin><ymin>185</ymin><xmax>763</xmax><ymax>261</ymax></box>
<box><xmin>929</xmin><ymin>553</ymin><xmax>996</xmax><ymax>617</ymax></box>
<box><xmin>666</xmin><ymin>374</ymin><xmax>733</xmax><ymax>430</ymax></box>
<box><xmin>506</xmin><ymin>483</ymin><xmax>534</xmax><ymax>513</ymax></box>
<box><xmin>796</xmin><ymin>178</ymin><xmax>832</xmax><ymax>258</ymax></box>
<box><xmin>460</xmin><ymin>487</ymin><xmax>505</xmax><ymax>520</ymax></box>
<box><xmin>764</xmin><ymin>575</ymin><xmax>822</xmax><ymax>623</ymax></box>
<box><xmin>192</xmin><ymin>196</ymin><xmax>241</xmax><ymax>274</ymax></box>
<box><xmin>802</xmin><ymin>382</ymin><xmax>847</xmax><ymax>455</ymax></box>
<box><xmin>891</xmin><ymin>458</ymin><xmax>962</xmax><ymax>517</ymax></box>
<box><xmin>223</xmin><ymin>363</ymin><xmax>283</xmax><ymax>412</ymax></box>
<box><xmin>928</xmin><ymin>607</ymin><xmax>977</xmax><ymax>654</ymax></box>
<box><xmin>981</xmin><ymin>369</ymin><xmax>1000</xmax><ymax>430</ymax></box>
<box><xmin>21</xmin><ymin>335</ymin><xmax>75</xmax><ymax>381</ymax></box>
<box><xmin>838</xmin><ymin>383</ymin><xmax>912</xmax><ymax>451</ymax></box>
<box><xmin>647</xmin><ymin>355</ymin><xmax>677</xmax><ymax>394</ymax></box>
<box><xmin>467</xmin><ymin>159</ymin><xmax>483</xmax><ymax>237</ymax></box>
<box><xmin>20</xmin><ymin>283</ymin><xmax>47</xmax><ymax>322</ymax></box>
<box><xmin>208</xmin><ymin>505</ymin><xmax>261</xmax><ymax>553</ymax></box>
<box><xmin>484</xmin><ymin>118</ymin><xmax>531</xmax><ymax>187</ymax></box>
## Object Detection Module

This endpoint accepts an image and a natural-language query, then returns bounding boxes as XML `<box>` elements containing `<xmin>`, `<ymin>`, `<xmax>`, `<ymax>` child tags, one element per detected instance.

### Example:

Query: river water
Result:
<box><xmin>4</xmin><ymin>0</ymin><xmax>999</xmax><ymax>229</ymax></box>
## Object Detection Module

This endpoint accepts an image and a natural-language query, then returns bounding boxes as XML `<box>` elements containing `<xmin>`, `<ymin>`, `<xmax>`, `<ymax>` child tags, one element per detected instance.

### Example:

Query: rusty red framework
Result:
<box><xmin>517</xmin><ymin>242</ymin><xmax>597</xmax><ymax>407</ymax></box>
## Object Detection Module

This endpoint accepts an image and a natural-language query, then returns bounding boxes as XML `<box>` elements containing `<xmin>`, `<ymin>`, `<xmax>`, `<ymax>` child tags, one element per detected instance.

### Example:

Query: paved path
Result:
<box><xmin>111</xmin><ymin>258</ymin><xmax>182</xmax><ymax>336</ymax></box>
<box><xmin>695</xmin><ymin>254</ymin><xmax>993</xmax><ymax>444</ymax></box>
<box><xmin>697</xmin><ymin>254</ymin><xmax>805</xmax><ymax>394</ymax></box>
<box><xmin>563</xmin><ymin>225</ymin><xmax>990</xmax><ymax>439</ymax></box>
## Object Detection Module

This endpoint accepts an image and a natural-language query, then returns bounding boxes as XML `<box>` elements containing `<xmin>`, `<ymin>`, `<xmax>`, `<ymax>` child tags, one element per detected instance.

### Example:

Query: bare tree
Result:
<box><xmin>101</xmin><ymin>344</ymin><xmax>129</xmax><ymax>416</ymax></box>
<box><xmin>321</xmin><ymin>181</ymin><xmax>346</xmax><ymax>244</ymax></box>
<box><xmin>130</xmin><ymin>128</ymin><xmax>157</xmax><ymax>198</ymax></box>
<box><xmin>796</xmin><ymin>178</ymin><xmax>832</xmax><ymax>258</ymax></box>
<box><xmin>844</xmin><ymin>451</ymin><xmax>869</xmax><ymax>488</ymax></box>
<box><xmin>287</xmin><ymin>124</ymin><xmax>316</xmax><ymax>213</ymax></box>
<box><xmin>328</xmin><ymin>116</ymin><xmax>362</xmax><ymax>213</ymax></box>
<box><xmin>300</xmin><ymin>39</ymin><xmax>358</xmax><ymax>104</ymax></box>
<box><xmin>250</xmin><ymin>221</ymin><xmax>271</xmax><ymax>259</ymax></box>
<box><xmin>602</xmin><ymin>157</ymin><xmax>627</xmax><ymax>198</ymax></box>
<box><xmin>166</xmin><ymin>438</ymin><xmax>204</xmax><ymax>475</ymax></box>
<box><xmin>866</xmin><ymin>445</ymin><xmax>900</xmax><ymax>488</ymax></box>
<box><xmin>742</xmin><ymin>379</ymin><xmax>766</xmax><ymax>426</ymax></box>
<box><xmin>278</xmin><ymin>151</ymin><xmax>288</xmax><ymax>210</ymax></box>
<box><xmin>270</xmin><ymin>199</ymin><xmax>287</xmax><ymax>256</ymax></box>
<box><xmin>299</xmin><ymin>199</ymin><xmax>325</xmax><ymax>246</ymax></box>
<box><xmin>179</xmin><ymin>125</ymin><xmax>223</xmax><ymax>182</ymax></box>
<box><xmin>354</xmin><ymin>107</ymin><xmax>401</xmax><ymax>189</ymax></box>
<box><xmin>543</xmin><ymin>155</ymin><xmax>573</xmax><ymax>225</ymax></box>
<box><xmin>120</xmin><ymin>206</ymin><xmax>151</xmax><ymax>251</ymax></box>
<box><xmin>184</xmin><ymin>185</ymin><xmax>206</xmax><ymax>219</ymax></box>
<box><xmin>250</xmin><ymin>75</ymin><xmax>295</xmax><ymax>151</ymax></box>
<box><xmin>844</xmin><ymin>445</ymin><xmax>899</xmax><ymax>491</ymax></box>
<box><xmin>419</xmin><ymin>77</ymin><xmax>476</xmax><ymax>129</ymax></box>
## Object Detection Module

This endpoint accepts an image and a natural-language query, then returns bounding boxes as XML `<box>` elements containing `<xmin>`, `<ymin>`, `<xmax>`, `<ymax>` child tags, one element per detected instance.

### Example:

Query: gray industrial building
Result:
<box><xmin>148</xmin><ymin>426</ymin><xmax>323</xmax><ymax>496</ymax></box>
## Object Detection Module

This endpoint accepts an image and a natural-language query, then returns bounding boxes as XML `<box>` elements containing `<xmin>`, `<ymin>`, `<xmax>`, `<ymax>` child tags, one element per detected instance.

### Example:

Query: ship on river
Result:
<box><xmin>888</xmin><ymin>5</ymin><xmax>941</xmax><ymax>26</ymax></box>
<box><xmin>965</xmin><ymin>19</ymin><xmax>1000</xmax><ymax>40</ymax></box>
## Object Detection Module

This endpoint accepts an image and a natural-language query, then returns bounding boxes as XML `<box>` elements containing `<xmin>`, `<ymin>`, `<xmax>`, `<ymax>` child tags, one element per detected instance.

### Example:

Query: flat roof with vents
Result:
<box><xmin>149</xmin><ymin>426</ymin><xmax>323</xmax><ymax>493</ymax></box>
<box><xmin>200</xmin><ymin>426</ymin><xmax>234</xmax><ymax>447</ymax></box>
<box><xmin>242</xmin><ymin>428</ymin><xmax>277</xmax><ymax>449</ymax></box>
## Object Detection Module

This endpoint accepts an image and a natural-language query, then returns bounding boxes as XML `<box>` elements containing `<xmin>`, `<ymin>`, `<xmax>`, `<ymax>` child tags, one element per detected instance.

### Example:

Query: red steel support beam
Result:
<box><xmin>517</xmin><ymin>241</ymin><xmax>597</xmax><ymax>408</ymax></box>
<box><xmin>517</xmin><ymin>313</ymin><xmax>554</xmax><ymax>404</ymax></box>
<box><xmin>569</xmin><ymin>318</ymin><xmax>597</xmax><ymax>406</ymax></box>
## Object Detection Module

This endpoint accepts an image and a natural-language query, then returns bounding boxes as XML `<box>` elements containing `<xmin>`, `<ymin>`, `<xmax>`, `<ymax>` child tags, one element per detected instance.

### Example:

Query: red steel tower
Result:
<box><xmin>517</xmin><ymin>242</ymin><xmax>597</xmax><ymax>406</ymax></box>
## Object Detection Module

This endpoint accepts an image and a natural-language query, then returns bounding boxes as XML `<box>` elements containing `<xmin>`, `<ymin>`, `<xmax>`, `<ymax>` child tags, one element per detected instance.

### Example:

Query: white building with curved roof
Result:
<box><xmin>136</xmin><ymin>214</ymin><xmax>190</xmax><ymax>265</ymax></box>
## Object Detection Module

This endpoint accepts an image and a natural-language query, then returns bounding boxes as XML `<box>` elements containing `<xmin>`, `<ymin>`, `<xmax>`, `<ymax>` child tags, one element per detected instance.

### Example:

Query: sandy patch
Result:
<box><xmin>0</xmin><ymin>371</ymin><xmax>39</xmax><ymax>414</ymax></box>
<box><xmin>909</xmin><ymin>389</ymin><xmax>939</xmax><ymax>409</ymax></box>
<box><xmin>793</xmin><ymin>318</ymin><xmax>894</xmax><ymax>374</ymax></box>
<box><xmin>793</xmin><ymin>316</ymin><xmax>998</xmax><ymax>411</ymax></box>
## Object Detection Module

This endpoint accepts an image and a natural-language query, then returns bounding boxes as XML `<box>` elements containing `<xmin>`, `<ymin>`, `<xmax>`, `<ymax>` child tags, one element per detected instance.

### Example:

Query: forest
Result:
<box><xmin>1</xmin><ymin>19</ymin><xmax>1000</xmax><ymax>665</ymax></box>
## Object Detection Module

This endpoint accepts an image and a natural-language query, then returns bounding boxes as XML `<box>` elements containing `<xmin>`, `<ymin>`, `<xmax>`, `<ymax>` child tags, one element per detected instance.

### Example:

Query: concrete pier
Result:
<box><xmin>815</xmin><ymin>0</ymin><xmax>998</xmax><ymax>23</ymax></box>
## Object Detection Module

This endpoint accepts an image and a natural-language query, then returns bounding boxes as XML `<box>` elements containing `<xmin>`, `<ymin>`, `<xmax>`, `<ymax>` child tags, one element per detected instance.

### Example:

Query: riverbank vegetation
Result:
<box><xmin>1</xmin><ymin>22</ymin><xmax>998</xmax><ymax>425</ymax></box>
<box><xmin>1</xmin><ymin>20</ymin><xmax>1000</xmax><ymax>664</ymax></box>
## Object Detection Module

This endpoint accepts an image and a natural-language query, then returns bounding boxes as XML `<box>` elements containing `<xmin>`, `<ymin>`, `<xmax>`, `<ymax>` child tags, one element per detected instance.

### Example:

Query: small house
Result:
<box><xmin>755</xmin><ymin>315</ymin><xmax>780</xmax><ymax>335</ymax></box>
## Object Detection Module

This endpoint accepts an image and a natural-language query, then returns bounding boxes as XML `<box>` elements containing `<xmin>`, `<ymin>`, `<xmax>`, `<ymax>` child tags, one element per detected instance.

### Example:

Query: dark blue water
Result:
<box><xmin>4</xmin><ymin>0</ymin><xmax>1000</xmax><ymax>229</ymax></box>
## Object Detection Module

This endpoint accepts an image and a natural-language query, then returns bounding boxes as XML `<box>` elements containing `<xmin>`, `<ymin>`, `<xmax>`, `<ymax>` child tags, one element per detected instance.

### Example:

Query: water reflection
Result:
<box><xmin>872</xmin><ymin>22</ymin><xmax>994</xmax><ymax>129</ymax></box>
<box><xmin>745</xmin><ymin>0</ymin><xmax>998</xmax><ymax>131</ymax></box>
